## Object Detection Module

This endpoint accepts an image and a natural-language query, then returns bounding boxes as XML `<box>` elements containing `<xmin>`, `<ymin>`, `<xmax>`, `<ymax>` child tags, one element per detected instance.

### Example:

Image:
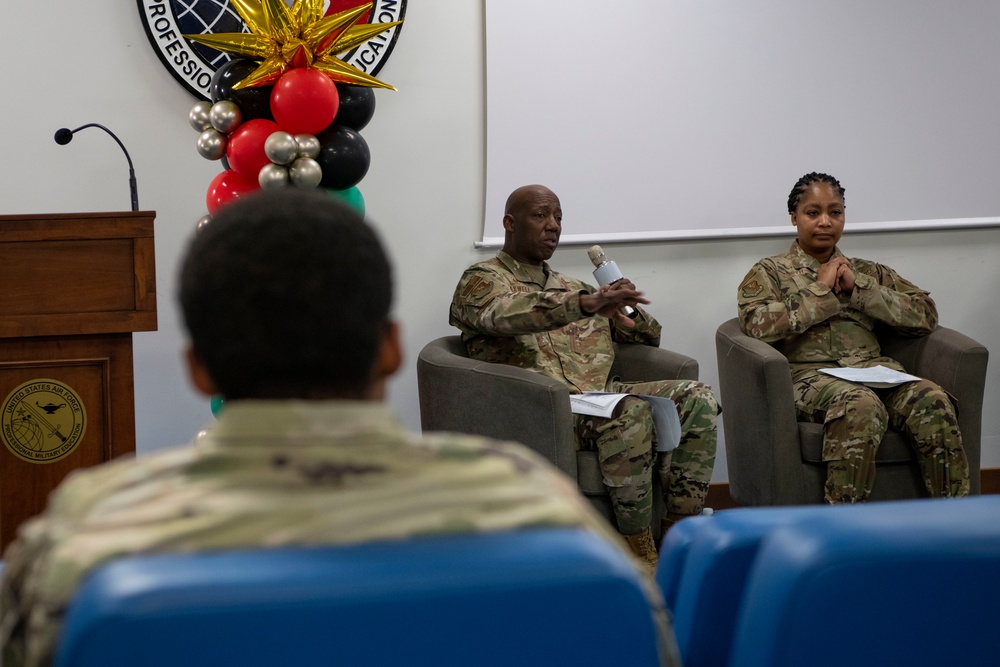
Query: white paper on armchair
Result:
<box><xmin>818</xmin><ymin>365</ymin><xmax>922</xmax><ymax>389</ymax></box>
<box><xmin>569</xmin><ymin>393</ymin><xmax>681</xmax><ymax>452</ymax></box>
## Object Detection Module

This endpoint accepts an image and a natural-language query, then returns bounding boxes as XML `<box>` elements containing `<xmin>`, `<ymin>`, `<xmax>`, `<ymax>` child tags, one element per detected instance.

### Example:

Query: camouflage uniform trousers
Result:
<box><xmin>574</xmin><ymin>379</ymin><xmax>718</xmax><ymax>534</ymax></box>
<box><xmin>792</xmin><ymin>368</ymin><xmax>970</xmax><ymax>503</ymax></box>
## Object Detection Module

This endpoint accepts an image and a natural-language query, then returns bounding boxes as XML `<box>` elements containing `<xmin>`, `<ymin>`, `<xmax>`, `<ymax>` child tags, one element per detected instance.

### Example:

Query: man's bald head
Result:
<box><xmin>501</xmin><ymin>184</ymin><xmax>562</xmax><ymax>266</ymax></box>
<box><xmin>505</xmin><ymin>184</ymin><xmax>558</xmax><ymax>217</ymax></box>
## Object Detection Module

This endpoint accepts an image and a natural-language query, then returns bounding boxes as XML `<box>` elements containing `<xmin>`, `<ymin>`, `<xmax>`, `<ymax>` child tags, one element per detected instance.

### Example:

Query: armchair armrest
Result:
<box><xmin>881</xmin><ymin>327</ymin><xmax>988</xmax><ymax>401</ymax></box>
<box><xmin>416</xmin><ymin>337</ymin><xmax>578</xmax><ymax>478</ymax></box>
<box><xmin>715</xmin><ymin>319</ymin><xmax>808</xmax><ymax>505</ymax></box>
<box><xmin>881</xmin><ymin>326</ymin><xmax>988</xmax><ymax>492</ymax></box>
<box><xmin>612</xmin><ymin>344</ymin><xmax>699</xmax><ymax>382</ymax></box>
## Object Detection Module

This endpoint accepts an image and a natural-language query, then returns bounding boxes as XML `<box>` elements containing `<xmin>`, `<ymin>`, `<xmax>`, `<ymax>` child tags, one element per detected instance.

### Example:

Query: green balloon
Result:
<box><xmin>326</xmin><ymin>186</ymin><xmax>366</xmax><ymax>217</ymax></box>
<box><xmin>210</xmin><ymin>394</ymin><xmax>225</xmax><ymax>418</ymax></box>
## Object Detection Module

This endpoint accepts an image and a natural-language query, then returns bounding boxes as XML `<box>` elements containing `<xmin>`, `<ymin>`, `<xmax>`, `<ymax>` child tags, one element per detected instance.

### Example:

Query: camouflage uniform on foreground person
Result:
<box><xmin>450</xmin><ymin>184</ymin><xmax>718</xmax><ymax>573</ymax></box>
<box><xmin>1</xmin><ymin>190</ymin><xmax>676</xmax><ymax>667</ymax></box>
<box><xmin>737</xmin><ymin>172</ymin><xmax>969</xmax><ymax>503</ymax></box>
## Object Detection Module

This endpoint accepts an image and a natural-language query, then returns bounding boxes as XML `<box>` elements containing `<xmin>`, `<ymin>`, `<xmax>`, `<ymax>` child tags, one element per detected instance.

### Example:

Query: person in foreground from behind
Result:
<box><xmin>1</xmin><ymin>190</ymin><xmax>676</xmax><ymax>667</ymax></box>
<box><xmin>450</xmin><ymin>184</ymin><xmax>718</xmax><ymax>573</ymax></box>
<box><xmin>737</xmin><ymin>172</ymin><xmax>969</xmax><ymax>503</ymax></box>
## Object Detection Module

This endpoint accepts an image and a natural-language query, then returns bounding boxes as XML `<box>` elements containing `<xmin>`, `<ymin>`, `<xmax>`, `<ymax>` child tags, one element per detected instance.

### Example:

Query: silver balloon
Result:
<box><xmin>259</xmin><ymin>163</ymin><xmax>290</xmax><ymax>189</ymax></box>
<box><xmin>195</xmin><ymin>214</ymin><xmax>213</xmax><ymax>233</ymax></box>
<box><xmin>264</xmin><ymin>131</ymin><xmax>298</xmax><ymax>165</ymax></box>
<box><xmin>188</xmin><ymin>101</ymin><xmax>213</xmax><ymax>132</ymax></box>
<box><xmin>294</xmin><ymin>134</ymin><xmax>321</xmax><ymax>159</ymax></box>
<box><xmin>209</xmin><ymin>100</ymin><xmax>242</xmax><ymax>134</ymax></box>
<box><xmin>289</xmin><ymin>157</ymin><xmax>323</xmax><ymax>189</ymax></box>
<box><xmin>196</xmin><ymin>128</ymin><xmax>228</xmax><ymax>160</ymax></box>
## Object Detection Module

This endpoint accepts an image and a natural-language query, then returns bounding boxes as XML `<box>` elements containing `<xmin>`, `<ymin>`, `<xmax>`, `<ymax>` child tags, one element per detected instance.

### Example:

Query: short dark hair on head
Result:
<box><xmin>178</xmin><ymin>189</ymin><xmax>393</xmax><ymax>399</ymax></box>
<box><xmin>787</xmin><ymin>172</ymin><xmax>846</xmax><ymax>214</ymax></box>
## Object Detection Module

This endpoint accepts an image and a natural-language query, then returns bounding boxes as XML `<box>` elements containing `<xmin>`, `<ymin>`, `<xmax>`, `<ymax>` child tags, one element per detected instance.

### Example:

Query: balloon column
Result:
<box><xmin>185</xmin><ymin>0</ymin><xmax>401</xmax><ymax>222</ymax></box>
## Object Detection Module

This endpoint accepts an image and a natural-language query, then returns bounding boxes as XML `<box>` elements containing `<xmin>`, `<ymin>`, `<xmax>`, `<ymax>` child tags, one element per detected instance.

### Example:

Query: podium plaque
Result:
<box><xmin>0</xmin><ymin>211</ymin><xmax>156</xmax><ymax>552</ymax></box>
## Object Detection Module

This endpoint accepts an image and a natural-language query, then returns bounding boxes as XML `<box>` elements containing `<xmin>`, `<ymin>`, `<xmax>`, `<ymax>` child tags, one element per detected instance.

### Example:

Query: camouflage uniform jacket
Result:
<box><xmin>737</xmin><ymin>241</ymin><xmax>937</xmax><ymax>369</ymax></box>
<box><xmin>450</xmin><ymin>251</ymin><xmax>661</xmax><ymax>392</ymax></box>
<box><xmin>0</xmin><ymin>401</ymin><xmax>642</xmax><ymax>667</ymax></box>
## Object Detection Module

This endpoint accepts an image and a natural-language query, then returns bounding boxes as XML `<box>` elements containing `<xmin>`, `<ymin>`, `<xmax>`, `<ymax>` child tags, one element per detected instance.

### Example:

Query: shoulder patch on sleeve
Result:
<box><xmin>740</xmin><ymin>277</ymin><xmax>764</xmax><ymax>299</ymax></box>
<box><xmin>461</xmin><ymin>274</ymin><xmax>493</xmax><ymax>301</ymax></box>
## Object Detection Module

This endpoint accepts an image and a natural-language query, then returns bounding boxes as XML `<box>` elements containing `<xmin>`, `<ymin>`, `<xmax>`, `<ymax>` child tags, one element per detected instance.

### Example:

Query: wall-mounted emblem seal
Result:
<box><xmin>137</xmin><ymin>0</ymin><xmax>407</xmax><ymax>100</ymax></box>
<box><xmin>1</xmin><ymin>379</ymin><xmax>87</xmax><ymax>464</ymax></box>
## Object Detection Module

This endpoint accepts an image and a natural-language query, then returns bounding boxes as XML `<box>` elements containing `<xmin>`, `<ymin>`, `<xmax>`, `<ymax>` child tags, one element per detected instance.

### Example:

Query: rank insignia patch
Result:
<box><xmin>740</xmin><ymin>278</ymin><xmax>764</xmax><ymax>299</ymax></box>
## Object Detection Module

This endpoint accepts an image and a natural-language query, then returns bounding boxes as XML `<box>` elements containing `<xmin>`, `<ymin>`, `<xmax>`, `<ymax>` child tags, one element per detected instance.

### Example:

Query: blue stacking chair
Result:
<box><xmin>655</xmin><ymin>512</ymin><xmax>713</xmax><ymax>612</ymax></box>
<box><xmin>54</xmin><ymin>528</ymin><xmax>669</xmax><ymax>667</ymax></box>
<box><xmin>661</xmin><ymin>505</ymin><xmax>844</xmax><ymax>667</ymax></box>
<box><xmin>728</xmin><ymin>496</ymin><xmax>1000</xmax><ymax>667</ymax></box>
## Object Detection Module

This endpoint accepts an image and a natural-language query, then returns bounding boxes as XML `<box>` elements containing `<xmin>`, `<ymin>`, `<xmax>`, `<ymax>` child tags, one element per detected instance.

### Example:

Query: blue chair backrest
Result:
<box><xmin>661</xmin><ymin>505</ymin><xmax>838</xmax><ymax>667</ymax></box>
<box><xmin>655</xmin><ymin>513</ymin><xmax>712</xmax><ymax>611</ymax></box>
<box><xmin>54</xmin><ymin>528</ymin><xmax>666</xmax><ymax>667</ymax></box>
<box><xmin>728</xmin><ymin>496</ymin><xmax>1000</xmax><ymax>667</ymax></box>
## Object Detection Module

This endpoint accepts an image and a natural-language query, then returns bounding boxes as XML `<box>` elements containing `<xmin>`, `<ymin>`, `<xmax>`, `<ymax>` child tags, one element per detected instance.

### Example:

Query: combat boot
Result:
<box><xmin>624</xmin><ymin>527</ymin><xmax>658</xmax><ymax>574</ymax></box>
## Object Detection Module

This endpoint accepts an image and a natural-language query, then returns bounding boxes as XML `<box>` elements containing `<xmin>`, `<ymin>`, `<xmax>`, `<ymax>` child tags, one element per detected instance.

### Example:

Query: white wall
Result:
<box><xmin>5</xmin><ymin>1</ymin><xmax>999</xmax><ymax>482</ymax></box>
<box><xmin>483</xmin><ymin>0</ymin><xmax>1000</xmax><ymax>242</ymax></box>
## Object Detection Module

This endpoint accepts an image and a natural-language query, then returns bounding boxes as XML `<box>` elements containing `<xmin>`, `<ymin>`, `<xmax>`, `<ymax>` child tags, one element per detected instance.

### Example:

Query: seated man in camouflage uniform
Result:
<box><xmin>737</xmin><ymin>172</ymin><xmax>969</xmax><ymax>503</ymax></box>
<box><xmin>1</xmin><ymin>190</ymin><xmax>658</xmax><ymax>667</ymax></box>
<box><xmin>450</xmin><ymin>184</ymin><xmax>719</xmax><ymax>571</ymax></box>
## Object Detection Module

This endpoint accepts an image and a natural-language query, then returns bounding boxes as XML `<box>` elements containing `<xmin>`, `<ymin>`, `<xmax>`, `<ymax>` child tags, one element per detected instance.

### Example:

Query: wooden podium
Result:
<box><xmin>0</xmin><ymin>211</ymin><xmax>156</xmax><ymax>552</ymax></box>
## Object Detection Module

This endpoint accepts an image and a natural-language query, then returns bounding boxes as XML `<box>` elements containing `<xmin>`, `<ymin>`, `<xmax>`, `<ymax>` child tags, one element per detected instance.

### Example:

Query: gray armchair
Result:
<box><xmin>715</xmin><ymin>318</ymin><xmax>987</xmax><ymax>506</ymax></box>
<box><xmin>416</xmin><ymin>335</ymin><xmax>699</xmax><ymax>526</ymax></box>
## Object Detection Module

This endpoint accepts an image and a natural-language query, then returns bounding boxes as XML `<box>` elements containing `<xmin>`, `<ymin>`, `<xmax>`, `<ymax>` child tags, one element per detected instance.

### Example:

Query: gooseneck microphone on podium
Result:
<box><xmin>54</xmin><ymin>124</ymin><xmax>139</xmax><ymax>211</ymax></box>
<box><xmin>587</xmin><ymin>245</ymin><xmax>637</xmax><ymax>318</ymax></box>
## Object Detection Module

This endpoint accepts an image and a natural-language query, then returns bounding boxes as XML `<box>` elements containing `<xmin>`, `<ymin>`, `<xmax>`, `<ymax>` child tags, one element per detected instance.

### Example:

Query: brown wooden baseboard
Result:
<box><xmin>705</xmin><ymin>483</ymin><xmax>741</xmax><ymax>511</ymax></box>
<box><xmin>707</xmin><ymin>467</ymin><xmax>1000</xmax><ymax>510</ymax></box>
<box><xmin>981</xmin><ymin>467</ymin><xmax>1000</xmax><ymax>495</ymax></box>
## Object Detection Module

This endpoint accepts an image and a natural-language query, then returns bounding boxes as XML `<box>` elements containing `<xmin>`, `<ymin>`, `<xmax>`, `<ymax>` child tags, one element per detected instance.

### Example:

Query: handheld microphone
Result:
<box><xmin>54</xmin><ymin>123</ymin><xmax>139</xmax><ymax>211</ymax></box>
<box><xmin>587</xmin><ymin>245</ymin><xmax>637</xmax><ymax>318</ymax></box>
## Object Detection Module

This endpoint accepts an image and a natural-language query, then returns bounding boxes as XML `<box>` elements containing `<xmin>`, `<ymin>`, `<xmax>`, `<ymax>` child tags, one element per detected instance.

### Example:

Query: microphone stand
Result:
<box><xmin>55</xmin><ymin>123</ymin><xmax>139</xmax><ymax>212</ymax></box>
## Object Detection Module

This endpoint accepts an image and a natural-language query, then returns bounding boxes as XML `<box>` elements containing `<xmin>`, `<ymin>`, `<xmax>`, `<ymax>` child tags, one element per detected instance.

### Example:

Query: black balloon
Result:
<box><xmin>210</xmin><ymin>58</ymin><xmax>274</xmax><ymax>122</ymax></box>
<box><xmin>316</xmin><ymin>125</ymin><xmax>371</xmax><ymax>190</ymax></box>
<box><xmin>333</xmin><ymin>84</ymin><xmax>376</xmax><ymax>131</ymax></box>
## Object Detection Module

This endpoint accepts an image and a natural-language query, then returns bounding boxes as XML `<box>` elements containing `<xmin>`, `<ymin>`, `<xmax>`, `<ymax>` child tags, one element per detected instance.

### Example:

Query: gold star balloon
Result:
<box><xmin>185</xmin><ymin>0</ymin><xmax>401</xmax><ymax>90</ymax></box>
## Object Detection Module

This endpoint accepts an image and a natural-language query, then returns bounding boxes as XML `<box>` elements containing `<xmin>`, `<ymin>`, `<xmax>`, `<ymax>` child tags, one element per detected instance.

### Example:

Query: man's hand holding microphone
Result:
<box><xmin>581</xmin><ymin>245</ymin><xmax>648</xmax><ymax>327</ymax></box>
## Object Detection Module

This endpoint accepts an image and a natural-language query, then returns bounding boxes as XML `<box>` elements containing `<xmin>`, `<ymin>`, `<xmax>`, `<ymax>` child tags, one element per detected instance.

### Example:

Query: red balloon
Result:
<box><xmin>226</xmin><ymin>118</ymin><xmax>279</xmax><ymax>180</ymax></box>
<box><xmin>270</xmin><ymin>68</ymin><xmax>340</xmax><ymax>135</ymax></box>
<box><xmin>206</xmin><ymin>169</ymin><xmax>259</xmax><ymax>215</ymax></box>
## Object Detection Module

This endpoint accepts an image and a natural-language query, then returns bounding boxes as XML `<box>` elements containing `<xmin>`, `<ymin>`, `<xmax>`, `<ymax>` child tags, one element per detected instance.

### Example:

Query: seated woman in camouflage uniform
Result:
<box><xmin>736</xmin><ymin>172</ymin><xmax>969</xmax><ymax>503</ymax></box>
